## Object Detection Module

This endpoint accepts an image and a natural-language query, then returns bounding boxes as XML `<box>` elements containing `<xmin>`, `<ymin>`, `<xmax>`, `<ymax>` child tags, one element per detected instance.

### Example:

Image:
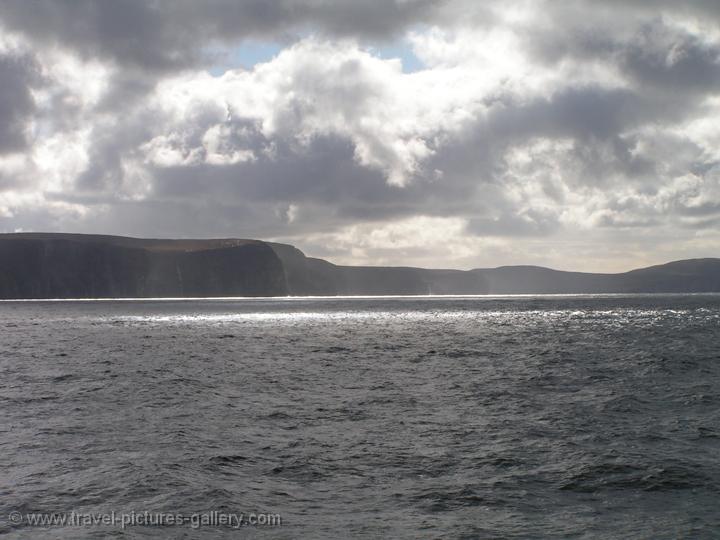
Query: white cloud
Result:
<box><xmin>298</xmin><ymin>215</ymin><xmax>481</xmax><ymax>267</ymax></box>
<box><xmin>146</xmin><ymin>38</ymin><xmax>504</xmax><ymax>187</ymax></box>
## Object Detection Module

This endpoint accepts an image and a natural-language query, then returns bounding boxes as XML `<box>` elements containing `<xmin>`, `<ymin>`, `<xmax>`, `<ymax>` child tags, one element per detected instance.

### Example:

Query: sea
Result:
<box><xmin>1</xmin><ymin>294</ymin><xmax>719</xmax><ymax>539</ymax></box>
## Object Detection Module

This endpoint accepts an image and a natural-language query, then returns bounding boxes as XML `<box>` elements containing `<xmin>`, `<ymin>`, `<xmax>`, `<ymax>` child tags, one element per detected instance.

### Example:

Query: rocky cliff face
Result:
<box><xmin>268</xmin><ymin>242</ymin><xmax>490</xmax><ymax>295</ymax></box>
<box><xmin>0</xmin><ymin>234</ymin><xmax>288</xmax><ymax>299</ymax></box>
<box><xmin>0</xmin><ymin>233</ymin><xmax>718</xmax><ymax>298</ymax></box>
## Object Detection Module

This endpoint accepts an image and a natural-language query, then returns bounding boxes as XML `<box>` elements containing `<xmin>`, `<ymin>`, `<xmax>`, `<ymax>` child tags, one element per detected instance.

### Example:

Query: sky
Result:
<box><xmin>0</xmin><ymin>1</ymin><xmax>719</xmax><ymax>272</ymax></box>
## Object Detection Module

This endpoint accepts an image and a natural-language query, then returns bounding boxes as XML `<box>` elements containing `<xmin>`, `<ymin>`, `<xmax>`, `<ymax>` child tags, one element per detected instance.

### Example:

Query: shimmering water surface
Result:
<box><xmin>1</xmin><ymin>295</ymin><xmax>719</xmax><ymax>539</ymax></box>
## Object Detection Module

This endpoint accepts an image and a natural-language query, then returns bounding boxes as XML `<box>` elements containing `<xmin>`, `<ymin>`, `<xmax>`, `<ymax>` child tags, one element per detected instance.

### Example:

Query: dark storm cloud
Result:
<box><xmin>148</xmin><ymin>134</ymin><xmax>414</xmax><ymax>230</ymax></box>
<box><xmin>0</xmin><ymin>0</ymin><xmax>441</xmax><ymax>71</ymax></box>
<box><xmin>529</xmin><ymin>10</ymin><xmax>720</xmax><ymax>94</ymax></box>
<box><xmin>0</xmin><ymin>51</ymin><xmax>39</xmax><ymax>154</ymax></box>
<box><xmin>621</xmin><ymin>23</ymin><xmax>720</xmax><ymax>93</ymax></box>
<box><xmin>590</xmin><ymin>0</ymin><xmax>720</xmax><ymax>21</ymax></box>
<box><xmin>490</xmin><ymin>87</ymin><xmax>649</xmax><ymax>140</ymax></box>
<box><xmin>0</xmin><ymin>0</ymin><xmax>184</xmax><ymax>71</ymax></box>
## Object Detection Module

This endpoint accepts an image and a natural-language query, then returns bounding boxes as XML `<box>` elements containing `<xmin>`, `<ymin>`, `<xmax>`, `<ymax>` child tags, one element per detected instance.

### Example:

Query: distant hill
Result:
<box><xmin>269</xmin><ymin>241</ymin><xmax>720</xmax><ymax>295</ymax></box>
<box><xmin>472</xmin><ymin>259</ymin><xmax>720</xmax><ymax>294</ymax></box>
<box><xmin>0</xmin><ymin>233</ymin><xmax>718</xmax><ymax>298</ymax></box>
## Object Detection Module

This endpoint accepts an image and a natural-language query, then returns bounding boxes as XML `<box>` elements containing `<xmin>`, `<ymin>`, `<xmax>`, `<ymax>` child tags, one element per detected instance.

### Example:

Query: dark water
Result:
<box><xmin>1</xmin><ymin>295</ymin><xmax>719</xmax><ymax>539</ymax></box>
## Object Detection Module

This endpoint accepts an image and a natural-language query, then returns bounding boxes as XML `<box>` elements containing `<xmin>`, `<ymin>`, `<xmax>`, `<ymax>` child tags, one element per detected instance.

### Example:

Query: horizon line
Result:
<box><xmin>2</xmin><ymin>292</ymin><xmax>720</xmax><ymax>303</ymax></box>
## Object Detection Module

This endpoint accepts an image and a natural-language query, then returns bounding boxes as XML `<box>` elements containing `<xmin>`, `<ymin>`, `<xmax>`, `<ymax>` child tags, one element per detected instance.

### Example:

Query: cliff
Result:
<box><xmin>0</xmin><ymin>233</ymin><xmax>718</xmax><ymax>298</ymax></box>
<box><xmin>0</xmin><ymin>233</ymin><xmax>287</xmax><ymax>298</ymax></box>
<box><xmin>270</xmin><ymin>242</ymin><xmax>720</xmax><ymax>295</ymax></box>
<box><xmin>268</xmin><ymin>242</ymin><xmax>489</xmax><ymax>295</ymax></box>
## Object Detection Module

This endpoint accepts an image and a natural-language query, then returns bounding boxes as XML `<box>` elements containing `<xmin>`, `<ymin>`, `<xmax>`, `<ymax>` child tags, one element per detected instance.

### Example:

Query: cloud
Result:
<box><xmin>0</xmin><ymin>50</ymin><xmax>39</xmax><ymax>154</ymax></box>
<box><xmin>0</xmin><ymin>1</ymin><xmax>720</xmax><ymax>271</ymax></box>
<box><xmin>128</xmin><ymin>37</ymin><xmax>494</xmax><ymax>189</ymax></box>
<box><xmin>0</xmin><ymin>0</ymin><xmax>444</xmax><ymax>72</ymax></box>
